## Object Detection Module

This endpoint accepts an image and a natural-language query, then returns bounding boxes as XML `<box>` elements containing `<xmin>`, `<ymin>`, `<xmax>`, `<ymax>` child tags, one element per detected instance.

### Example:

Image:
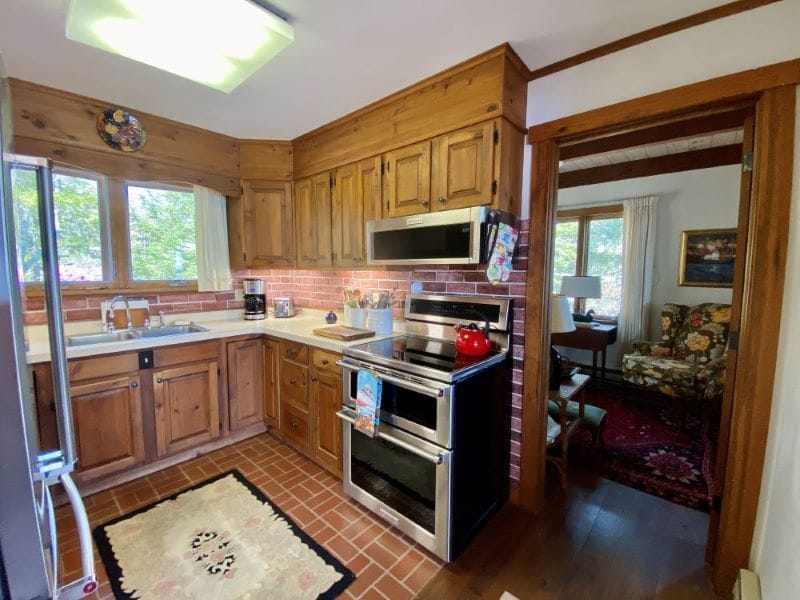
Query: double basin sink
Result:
<box><xmin>66</xmin><ymin>324</ymin><xmax>209</xmax><ymax>347</ymax></box>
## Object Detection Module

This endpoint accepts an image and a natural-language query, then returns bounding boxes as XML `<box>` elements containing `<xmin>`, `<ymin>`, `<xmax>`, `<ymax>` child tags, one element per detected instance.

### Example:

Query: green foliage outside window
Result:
<box><xmin>553</xmin><ymin>220</ymin><xmax>578</xmax><ymax>293</ymax></box>
<box><xmin>585</xmin><ymin>218</ymin><xmax>623</xmax><ymax>317</ymax></box>
<box><xmin>11</xmin><ymin>168</ymin><xmax>104</xmax><ymax>282</ymax></box>
<box><xmin>127</xmin><ymin>185</ymin><xmax>197</xmax><ymax>281</ymax></box>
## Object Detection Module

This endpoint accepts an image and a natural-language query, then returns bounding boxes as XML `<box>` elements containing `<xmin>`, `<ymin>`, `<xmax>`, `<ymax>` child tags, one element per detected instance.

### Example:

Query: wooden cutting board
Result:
<box><xmin>312</xmin><ymin>326</ymin><xmax>375</xmax><ymax>341</ymax></box>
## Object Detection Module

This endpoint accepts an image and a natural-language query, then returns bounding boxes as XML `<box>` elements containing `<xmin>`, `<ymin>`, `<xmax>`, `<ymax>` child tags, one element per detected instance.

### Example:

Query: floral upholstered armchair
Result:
<box><xmin>621</xmin><ymin>303</ymin><xmax>731</xmax><ymax>401</ymax></box>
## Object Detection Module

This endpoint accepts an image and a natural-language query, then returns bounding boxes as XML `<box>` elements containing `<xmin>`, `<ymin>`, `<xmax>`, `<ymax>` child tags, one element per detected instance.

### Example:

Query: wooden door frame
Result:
<box><xmin>519</xmin><ymin>59</ymin><xmax>798</xmax><ymax>593</ymax></box>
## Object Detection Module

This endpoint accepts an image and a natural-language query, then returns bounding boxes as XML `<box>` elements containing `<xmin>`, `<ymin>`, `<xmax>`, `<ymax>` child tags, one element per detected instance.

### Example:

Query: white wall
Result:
<box><xmin>520</xmin><ymin>3</ymin><xmax>800</xmax><ymax>595</ymax></box>
<box><xmin>749</xmin><ymin>88</ymin><xmax>800</xmax><ymax>600</ymax></box>
<box><xmin>558</xmin><ymin>166</ymin><xmax>739</xmax><ymax>359</ymax></box>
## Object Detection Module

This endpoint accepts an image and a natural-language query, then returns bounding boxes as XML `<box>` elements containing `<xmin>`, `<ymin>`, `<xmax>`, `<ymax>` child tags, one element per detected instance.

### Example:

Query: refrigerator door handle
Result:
<box><xmin>55</xmin><ymin>473</ymin><xmax>98</xmax><ymax>599</ymax></box>
<box><xmin>34</xmin><ymin>159</ymin><xmax>77</xmax><ymax>474</ymax></box>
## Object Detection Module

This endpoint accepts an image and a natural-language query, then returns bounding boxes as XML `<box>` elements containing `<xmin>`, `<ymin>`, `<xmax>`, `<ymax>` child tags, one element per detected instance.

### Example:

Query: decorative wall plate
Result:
<box><xmin>96</xmin><ymin>108</ymin><xmax>146</xmax><ymax>152</ymax></box>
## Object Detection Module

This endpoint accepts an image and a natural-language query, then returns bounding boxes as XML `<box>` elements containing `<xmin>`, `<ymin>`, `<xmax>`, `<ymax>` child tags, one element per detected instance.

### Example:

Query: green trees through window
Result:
<box><xmin>127</xmin><ymin>185</ymin><xmax>197</xmax><ymax>281</ymax></box>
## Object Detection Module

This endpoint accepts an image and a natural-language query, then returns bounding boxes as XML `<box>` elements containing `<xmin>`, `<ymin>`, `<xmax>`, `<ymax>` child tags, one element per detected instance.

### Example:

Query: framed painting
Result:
<box><xmin>678</xmin><ymin>228</ymin><xmax>737</xmax><ymax>287</ymax></box>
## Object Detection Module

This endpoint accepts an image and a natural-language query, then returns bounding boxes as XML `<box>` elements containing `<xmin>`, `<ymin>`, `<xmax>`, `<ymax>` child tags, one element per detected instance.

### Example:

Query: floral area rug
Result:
<box><xmin>573</xmin><ymin>386</ymin><xmax>718</xmax><ymax>511</ymax></box>
<box><xmin>93</xmin><ymin>471</ymin><xmax>354</xmax><ymax>599</ymax></box>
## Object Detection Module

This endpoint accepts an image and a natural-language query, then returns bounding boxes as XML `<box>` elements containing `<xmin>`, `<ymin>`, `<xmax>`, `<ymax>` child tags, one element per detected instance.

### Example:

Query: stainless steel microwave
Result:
<box><xmin>367</xmin><ymin>206</ymin><xmax>491</xmax><ymax>265</ymax></box>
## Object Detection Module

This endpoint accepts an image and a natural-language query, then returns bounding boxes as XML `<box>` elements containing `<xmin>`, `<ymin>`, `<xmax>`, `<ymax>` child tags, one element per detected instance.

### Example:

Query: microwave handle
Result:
<box><xmin>336</xmin><ymin>410</ymin><xmax>446</xmax><ymax>465</ymax></box>
<box><xmin>336</xmin><ymin>361</ymin><xmax>445</xmax><ymax>398</ymax></box>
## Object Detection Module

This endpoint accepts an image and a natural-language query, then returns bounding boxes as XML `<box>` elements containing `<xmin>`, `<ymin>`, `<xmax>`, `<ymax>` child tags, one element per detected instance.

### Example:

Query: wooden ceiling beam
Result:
<box><xmin>559</xmin><ymin>108</ymin><xmax>750</xmax><ymax>160</ymax></box>
<box><xmin>558</xmin><ymin>144</ymin><xmax>742</xmax><ymax>188</ymax></box>
<box><xmin>527</xmin><ymin>0</ymin><xmax>782</xmax><ymax>81</ymax></box>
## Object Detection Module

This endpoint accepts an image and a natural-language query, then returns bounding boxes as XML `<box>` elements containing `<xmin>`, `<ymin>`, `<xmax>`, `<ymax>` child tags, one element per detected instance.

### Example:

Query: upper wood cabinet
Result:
<box><xmin>71</xmin><ymin>374</ymin><xmax>145</xmax><ymax>482</ymax></box>
<box><xmin>331</xmin><ymin>156</ymin><xmax>381</xmax><ymax>267</ymax></box>
<box><xmin>295</xmin><ymin>172</ymin><xmax>333</xmax><ymax>267</ymax></box>
<box><xmin>153</xmin><ymin>359</ymin><xmax>220</xmax><ymax>458</ymax></box>
<box><xmin>384</xmin><ymin>141</ymin><xmax>432</xmax><ymax>217</ymax></box>
<box><xmin>240</xmin><ymin>180</ymin><xmax>294</xmax><ymax>268</ymax></box>
<box><xmin>431</xmin><ymin>121</ymin><xmax>495</xmax><ymax>211</ymax></box>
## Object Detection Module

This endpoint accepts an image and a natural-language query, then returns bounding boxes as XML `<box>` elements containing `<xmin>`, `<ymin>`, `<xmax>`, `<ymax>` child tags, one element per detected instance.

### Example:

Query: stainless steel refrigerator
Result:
<box><xmin>0</xmin><ymin>55</ymin><xmax>96</xmax><ymax>599</ymax></box>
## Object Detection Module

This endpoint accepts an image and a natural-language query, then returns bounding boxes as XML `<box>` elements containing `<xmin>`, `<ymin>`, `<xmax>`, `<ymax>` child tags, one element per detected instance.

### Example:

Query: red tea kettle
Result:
<box><xmin>454</xmin><ymin>321</ymin><xmax>492</xmax><ymax>356</ymax></box>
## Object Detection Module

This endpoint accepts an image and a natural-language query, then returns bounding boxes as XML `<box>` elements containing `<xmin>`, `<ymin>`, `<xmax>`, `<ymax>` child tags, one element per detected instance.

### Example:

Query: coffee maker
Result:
<box><xmin>243</xmin><ymin>278</ymin><xmax>266</xmax><ymax>320</ymax></box>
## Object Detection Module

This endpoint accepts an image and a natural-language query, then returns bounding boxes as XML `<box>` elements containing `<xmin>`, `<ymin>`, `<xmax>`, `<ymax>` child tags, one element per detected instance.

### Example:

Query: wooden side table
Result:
<box><xmin>551</xmin><ymin>323</ymin><xmax>618</xmax><ymax>382</ymax></box>
<box><xmin>546</xmin><ymin>373</ymin><xmax>590</xmax><ymax>489</ymax></box>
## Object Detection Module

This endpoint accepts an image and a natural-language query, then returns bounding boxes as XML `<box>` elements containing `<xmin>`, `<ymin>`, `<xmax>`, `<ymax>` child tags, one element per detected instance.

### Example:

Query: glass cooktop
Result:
<box><xmin>343</xmin><ymin>335</ymin><xmax>507</xmax><ymax>383</ymax></box>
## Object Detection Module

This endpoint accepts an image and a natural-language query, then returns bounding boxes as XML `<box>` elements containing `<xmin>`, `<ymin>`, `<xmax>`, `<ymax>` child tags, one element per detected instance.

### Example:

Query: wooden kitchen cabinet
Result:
<box><xmin>431</xmin><ymin>121</ymin><xmax>495</xmax><ymax>211</ymax></box>
<box><xmin>310</xmin><ymin>349</ymin><xmax>343</xmax><ymax>476</ymax></box>
<box><xmin>384</xmin><ymin>140</ymin><xmax>432</xmax><ymax>217</ymax></box>
<box><xmin>153</xmin><ymin>359</ymin><xmax>220</xmax><ymax>458</ymax></box>
<box><xmin>279</xmin><ymin>339</ymin><xmax>311</xmax><ymax>452</ymax></box>
<box><xmin>239</xmin><ymin>179</ymin><xmax>294</xmax><ymax>268</ymax></box>
<box><xmin>70</xmin><ymin>374</ymin><xmax>145</xmax><ymax>482</ymax></box>
<box><xmin>263</xmin><ymin>338</ymin><xmax>280</xmax><ymax>429</ymax></box>
<box><xmin>227</xmin><ymin>338</ymin><xmax>265</xmax><ymax>431</ymax></box>
<box><xmin>295</xmin><ymin>172</ymin><xmax>332</xmax><ymax>267</ymax></box>
<box><xmin>332</xmin><ymin>156</ymin><xmax>381</xmax><ymax>267</ymax></box>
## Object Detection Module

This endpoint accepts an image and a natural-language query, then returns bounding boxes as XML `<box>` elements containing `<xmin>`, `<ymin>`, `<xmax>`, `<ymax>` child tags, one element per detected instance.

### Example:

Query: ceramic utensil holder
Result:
<box><xmin>366</xmin><ymin>308</ymin><xmax>393</xmax><ymax>334</ymax></box>
<box><xmin>344</xmin><ymin>306</ymin><xmax>367</xmax><ymax>328</ymax></box>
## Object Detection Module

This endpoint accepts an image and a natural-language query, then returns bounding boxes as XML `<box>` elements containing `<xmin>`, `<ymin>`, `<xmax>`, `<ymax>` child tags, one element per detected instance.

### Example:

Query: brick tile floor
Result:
<box><xmin>56</xmin><ymin>432</ymin><xmax>442</xmax><ymax>599</ymax></box>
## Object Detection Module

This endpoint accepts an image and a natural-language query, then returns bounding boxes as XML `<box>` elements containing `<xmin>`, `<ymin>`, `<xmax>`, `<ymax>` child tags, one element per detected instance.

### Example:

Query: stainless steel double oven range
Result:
<box><xmin>337</xmin><ymin>293</ymin><xmax>512</xmax><ymax>561</ymax></box>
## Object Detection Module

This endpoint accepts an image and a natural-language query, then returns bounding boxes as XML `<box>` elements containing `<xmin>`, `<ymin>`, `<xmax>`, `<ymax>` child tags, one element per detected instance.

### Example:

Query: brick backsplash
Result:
<box><xmin>23</xmin><ymin>219</ymin><xmax>530</xmax><ymax>483</ymax></box>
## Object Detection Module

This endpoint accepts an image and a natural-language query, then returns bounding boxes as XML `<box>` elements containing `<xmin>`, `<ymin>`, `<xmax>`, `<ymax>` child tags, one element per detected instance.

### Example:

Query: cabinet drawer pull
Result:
<box><xmin>131</xmin><ymin>382</ymin><xmax>139</xmax><ymax>389</ymax></box>
<box><xmin>156</xmin><ymin>377</ymin><xmax>163</xmax><ymax>384</ymax></box>
<box><xmin>291</xmin><ymin>420</ymin><xmax>298</xmax><ymax>429</ymax></box>
<box><xmin>310</xmin><ymin>375</ymin><xmax>318</xmax><ymax>382</ymax></box>
<box><xmin>321</xmin><ymin>359</ymin><xmax>329</xmax><ymax>365</ymax></box>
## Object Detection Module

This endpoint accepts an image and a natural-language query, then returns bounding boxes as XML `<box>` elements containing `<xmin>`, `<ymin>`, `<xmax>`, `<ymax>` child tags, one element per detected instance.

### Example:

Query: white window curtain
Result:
<box><xmin>194</xmin><ymin>185</ymin><xmax>233</xmax><ymax>292</ymax></box>
<box><xmin>618</xmin><ymin>196</ymin><xmax>658</xmax><ymax>353</ymax></box>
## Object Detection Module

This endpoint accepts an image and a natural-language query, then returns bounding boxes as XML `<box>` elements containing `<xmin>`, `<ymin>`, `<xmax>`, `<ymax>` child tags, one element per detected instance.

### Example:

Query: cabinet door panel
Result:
<box><xmin>153</xmin><ymin>361</ymin><xmax>220</xmax><ymax>457</ymax></box>
<box><xmin>281</xmin><ymin>359</ymin><xmax>309</xmax><ymax>408</ymax></box>
<box><xmin>311</xmin><ymin>370</ymin><xmax>342</xmax><ymax>477</ymax></box>
<box><xmin>243</xmin><ymin>180</ymin><xmax>293</xmax><ymax>268</ymax></box>
<box><xmin>281</xmin><ymin>402</ymin><xmax>310</xmax><ymax>451</ymax></box>
<box><xmin>228</xmin><ymin>339</ymin><xmax>265</xmax><ymax>431</ymax></box>
<box><xmin>385</xmin><ymin>141</ymin><xmax>431</xmax><ymax>217</ymax></box>
<box><xmin>264</xmin><ymin>339</ymin><xmax>280</xmax><ymax>428</ymax></box>
<box><xmin>295</xmin><ymin>173</ymin><xmax>332</xmax><ymax>267</ymax></box>
<box><xmin>332</xmin><ymin>163</ymin><xmax>362</xmax><ymax>266</ymax></box>
<box><xmin>71</xmin><ymin>374</ymin><xmax>145</xmax><ymax>482</ymax></box>
<box><xmin>432</xmin><ymin>121</ymin><xmax>494</xmax><ymax>210</ymax></box>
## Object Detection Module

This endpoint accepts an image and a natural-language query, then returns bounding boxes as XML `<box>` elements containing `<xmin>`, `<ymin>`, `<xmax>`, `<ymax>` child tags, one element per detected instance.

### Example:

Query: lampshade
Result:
<box><xmin>560</xmin><ymin>275</ymin><xmax>602</xmax><ymax>299</ymax></box>
<box><xmin>550</xmin><ymin>294</ymin><xmax>576</xmax><ymax>334</ymax></box>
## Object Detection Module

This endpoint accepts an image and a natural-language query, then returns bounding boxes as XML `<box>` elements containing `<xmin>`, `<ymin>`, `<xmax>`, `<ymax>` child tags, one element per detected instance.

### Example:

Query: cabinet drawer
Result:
<box><xmin>312</xmin><ymin>349</ymin><xmax>341</xmax><ymax>375</ymax></box>
<box><xmin>281</xmin><ymin>340</ymin><xmax>308</xmax><ymax>364</ymax></box>
<box><xmin>281</xmin><ymin>402</ymin><xmax>309</xmax><ymax>450</ymax></box>
<box><xmin>281</xmin><ymin>359</ymin><xmax>308</xmax><ymax>406</ymax></box>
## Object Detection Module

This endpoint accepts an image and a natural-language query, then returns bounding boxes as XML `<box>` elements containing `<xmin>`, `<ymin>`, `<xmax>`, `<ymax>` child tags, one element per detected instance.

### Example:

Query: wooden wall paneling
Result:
<box><xmin>519</xmin><ymin>139</ymin><xmax>558</xmax><ymax>510</ymax></box>
<box><xmin>431</xmin><ymin>121</ymin><xmax>495</xmax><ymax>211</ymax></box>
<box><xmin>528</xmin><ymin>58</ymin><xmax>800</xmax><ymax>144</ymax></box>
<box><xmin>712</xmin><ymin>86</ymin><xmax>796</xmax><ymax>592</ymax></box>
<box><xmin>292</xmin><ymin>45</ymin><xmax>527</xmax><ymax>179</ymax></box>
<box><xmin>9</xmin><ymin>79</ymin><xmax>239</xmax><ymax>178</ymax></box>
<box><xmin>558</xmin><ymin>144</ymin><xmax>743</xmax><ymax>188</ymax></box>
<box><xmin>494</xmin><ymin>118</ymin><xmax>526</xmax><ymax>216</ymax></box>
<box><xmin>526</xmin><ymin>0</ymin><xmax>781</xmax><ymax>81</ymax></box>
<box><xmin>238</xmin><ymin>140</ymin><xmax>293</xmax><ymax>180</ymax></box>
<box><xmin>14</xmin><ymin>137</ymin><xmax>241</xmax><ymax>197</ymax></box>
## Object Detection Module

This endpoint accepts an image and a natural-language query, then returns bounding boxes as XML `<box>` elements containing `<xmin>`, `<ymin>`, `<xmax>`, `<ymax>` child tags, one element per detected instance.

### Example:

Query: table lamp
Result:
<box><xmin>550</xmin><ymin>294</ymin><xmax>576</xmax><ymax>390</ymax></box>
<box><xmin>560</xmin><ymin>275</ymin><xmax>602</xmax><ymax>326</ymax></box>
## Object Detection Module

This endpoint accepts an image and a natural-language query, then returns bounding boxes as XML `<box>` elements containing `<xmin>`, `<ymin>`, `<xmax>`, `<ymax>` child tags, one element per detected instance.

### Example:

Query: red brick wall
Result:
<box><xmin>24</xmin><ymin>220</ymin><xmax>529</xmax><ymax>483</ymax></box>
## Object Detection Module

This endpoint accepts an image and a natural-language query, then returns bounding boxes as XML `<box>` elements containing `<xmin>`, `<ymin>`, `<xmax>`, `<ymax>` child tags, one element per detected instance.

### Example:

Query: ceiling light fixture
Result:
<box><xmin>66</xmin><ymin>0</ymin><xmax>294</xmax><ymax>92</ymax></box>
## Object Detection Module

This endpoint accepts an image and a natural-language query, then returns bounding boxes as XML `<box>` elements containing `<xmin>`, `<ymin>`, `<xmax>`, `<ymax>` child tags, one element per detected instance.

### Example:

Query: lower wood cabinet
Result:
<box><xmin>281</xmin><ymin>401</ymin><xmax>310</xmax><ymax>450</ymax></box>
<box><xmin>153</xmin><ymin>360</ymin><xmax>220</xmax><ymax>458</ymax></box>
<box><xmin>228</xmin><ymin>338</ymin><xmax>266</xmax><ymax>431</ymax></box>
<box><xmin>71</xmin><ymin>374</ymin><xmax>145</xmax><ymax>482</ymax></box>
<box><xmin>263</xmin><ymin>339</ymin><xmax>280</xmax><ymax>428</ymax></box>
<box><xmin>311</xmin><ymin>369</ymin><xmax>342</xmax><ymax>477</ymax></box>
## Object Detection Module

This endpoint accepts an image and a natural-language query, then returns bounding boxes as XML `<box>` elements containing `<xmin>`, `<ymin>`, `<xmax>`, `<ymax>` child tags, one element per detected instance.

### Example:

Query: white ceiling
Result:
<box><xmin>0</xmin><ymin>0</ymin><xmax>733</xmax><ymax>139</ymax></box>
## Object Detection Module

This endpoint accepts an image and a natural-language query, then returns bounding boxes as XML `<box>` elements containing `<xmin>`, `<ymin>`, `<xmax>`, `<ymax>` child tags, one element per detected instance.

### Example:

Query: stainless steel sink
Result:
<box><xmin>65</xmin><ymin>325</ymin><xmax>209</xmax><ymax>347</ymax></box>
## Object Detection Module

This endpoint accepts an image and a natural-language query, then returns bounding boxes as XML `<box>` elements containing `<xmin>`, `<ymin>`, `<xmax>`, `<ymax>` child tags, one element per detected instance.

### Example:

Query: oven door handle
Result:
<box><xmin>336</xmin><ymin>410</ymin><xmax>446</xmax><ymax>465</ymax></box>
<box><xmin>336</xmin><ymin>361</ymin><xmax>446</xmax><ymax>398</ymax></box>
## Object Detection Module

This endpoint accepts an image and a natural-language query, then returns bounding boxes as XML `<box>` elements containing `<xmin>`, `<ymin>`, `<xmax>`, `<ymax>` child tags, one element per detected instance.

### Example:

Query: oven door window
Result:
<box><xmin>349</xmin><ymin>372</ymin><xmax>437</xmax><ymax>430</ymax></box>
<box><xmin>351</xmin><ymin>430</ymin><xmax>437</xmax><ymax>533</ymax></box>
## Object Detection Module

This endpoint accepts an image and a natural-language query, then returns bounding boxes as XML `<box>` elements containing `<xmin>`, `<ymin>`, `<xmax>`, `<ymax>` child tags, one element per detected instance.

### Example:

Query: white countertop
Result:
<box><xmin>25</xmin><ymin>309</ymin><xmax>404</xmax><ymax>364</ymax></box>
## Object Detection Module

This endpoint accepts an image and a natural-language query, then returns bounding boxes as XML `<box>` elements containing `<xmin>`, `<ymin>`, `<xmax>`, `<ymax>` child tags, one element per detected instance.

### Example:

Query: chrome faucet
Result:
<box><xmin>108</xmin><ymin>295</ymin><xmax>132</xmax><ymax>330</ymax></box>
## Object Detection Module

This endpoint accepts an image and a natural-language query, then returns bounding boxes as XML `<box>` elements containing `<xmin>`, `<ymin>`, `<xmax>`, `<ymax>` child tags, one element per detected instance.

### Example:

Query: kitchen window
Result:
<box><xmin>10</xmin><ymin>165</ymin><xmax>200</xmax><ymax>293</ymax></box>
<box><xmin>553</xmin><ymin>205</ymin><xmax>624</xmax><ymax>319</ymax></box>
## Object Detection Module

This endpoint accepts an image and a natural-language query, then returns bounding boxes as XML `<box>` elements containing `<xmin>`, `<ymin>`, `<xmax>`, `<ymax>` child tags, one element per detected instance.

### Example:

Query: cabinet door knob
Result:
<box><xmin>156</xmin><ymin>377</ymin><xmax>163</xmax><ymax>384</ymax></box>
<box><xmin>291</xmin><ymin>420</ymin><xmax>298</xmax><ymax>429</ymax></box>
<box><xmin>310</xmin><ymin>375</ymin><xmax>318</xmax><ymax>382</ymax></box>
<box><xmin>420</xmin><ymin>199</ymin><xmax>429</xmax><ymax>207</ymax></box>
<box><xmin>322</xmin><ymin>359</ymin><xmax>329</xmax><ymax>365</ymax></box>
<box><xmin>131</xmin><ymin>382</ymin><xmax>139</xmax><ymax>389</ymax></box>
<box><xmin>289</xmin><ymin>378</ymin><xmax>297</xmax><ymax>385</ymax></box>
<box><xmin>438</xmin><ymin>196</ymin><xmax>446</xmax><ymax>204</ymax></box>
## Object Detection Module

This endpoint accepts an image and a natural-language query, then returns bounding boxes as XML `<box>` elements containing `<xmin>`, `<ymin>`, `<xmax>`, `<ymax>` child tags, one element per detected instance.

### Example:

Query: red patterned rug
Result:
<box><xmin>572</xmin><ymin>385</ymin><xmax>719</xmax><ymax>512</ymax></box>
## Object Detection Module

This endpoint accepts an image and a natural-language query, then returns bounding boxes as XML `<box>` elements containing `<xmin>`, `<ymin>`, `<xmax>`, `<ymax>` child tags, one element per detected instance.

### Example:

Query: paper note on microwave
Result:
<box><xmin>486</xmin><ymin>222</ymin><xmax>519</xmax><ymax>284</ymax></box>
<box><xmin>355</xmin><ymin>370</ymin><xmax>382</xmax><ymax>437</ymax></box>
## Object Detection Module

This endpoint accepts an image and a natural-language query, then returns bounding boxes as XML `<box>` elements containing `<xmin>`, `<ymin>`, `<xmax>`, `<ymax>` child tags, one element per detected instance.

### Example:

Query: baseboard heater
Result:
<box><xmin>732</xmin><ymin>569</ymin><xmax>761</xmax><ymax>600</ymax></box>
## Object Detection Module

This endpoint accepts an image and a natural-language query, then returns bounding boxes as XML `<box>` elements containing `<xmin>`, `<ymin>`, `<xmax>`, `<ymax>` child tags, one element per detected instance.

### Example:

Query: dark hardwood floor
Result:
<box><xmin>419</xmin><ymin>468</ymin><xmax>721</xmax><ymax>600</ymax></box>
